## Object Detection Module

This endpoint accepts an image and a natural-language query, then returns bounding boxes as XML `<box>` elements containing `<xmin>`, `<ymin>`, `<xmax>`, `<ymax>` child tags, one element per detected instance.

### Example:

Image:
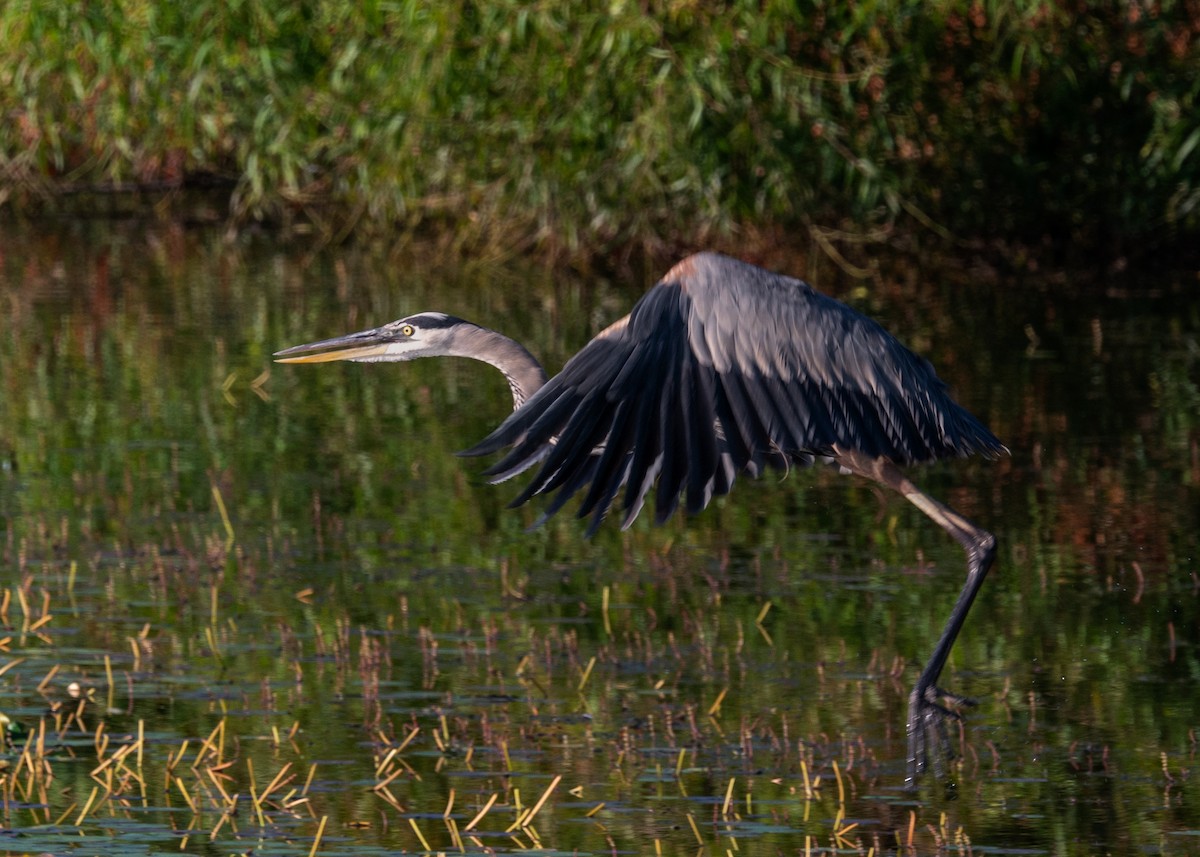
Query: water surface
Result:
<box><xmin>1</xmin><ymin>220</ymin><xmax>1197</xmax><ymax>854</ymax></box>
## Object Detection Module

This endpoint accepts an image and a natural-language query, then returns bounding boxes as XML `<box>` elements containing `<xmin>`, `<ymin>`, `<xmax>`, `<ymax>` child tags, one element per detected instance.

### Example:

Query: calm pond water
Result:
<box><xmin>1</xmin><ymin>219</ymin><xmax>1198</xmax><ymax>855</ymax></box>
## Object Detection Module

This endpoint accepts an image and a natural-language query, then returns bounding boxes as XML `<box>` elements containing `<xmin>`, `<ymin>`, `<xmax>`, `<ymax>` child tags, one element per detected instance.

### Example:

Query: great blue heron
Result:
<box><xmin>276</xmin><ymin>251</ymin><xmax>1007</xmax><ymax>785</ymax></box>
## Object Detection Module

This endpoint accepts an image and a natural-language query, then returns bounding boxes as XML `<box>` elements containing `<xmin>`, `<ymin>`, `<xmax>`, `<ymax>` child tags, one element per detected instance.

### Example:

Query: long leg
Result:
<box><xmin>834</xmin><ymin>447</ymin><xmax>997</xmax><ymax>787</ymax></box>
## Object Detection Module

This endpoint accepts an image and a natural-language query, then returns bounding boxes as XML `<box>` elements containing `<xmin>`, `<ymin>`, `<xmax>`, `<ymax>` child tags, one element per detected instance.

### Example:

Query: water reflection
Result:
<box><xmin>0</xmin><ymin>219</ymin><xmax>1197</xmax><ymax>854</ymax></box>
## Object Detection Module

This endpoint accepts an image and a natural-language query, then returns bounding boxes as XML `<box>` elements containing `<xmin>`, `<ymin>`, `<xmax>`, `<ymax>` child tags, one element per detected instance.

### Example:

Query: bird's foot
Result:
<box><xmin>904</xmin><ymin>685</ymin><xmax>976</xmax><ymax>789</ymax></box>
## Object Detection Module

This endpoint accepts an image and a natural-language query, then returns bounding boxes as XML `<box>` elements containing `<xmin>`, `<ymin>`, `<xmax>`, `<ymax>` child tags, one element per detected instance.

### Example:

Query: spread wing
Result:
<box><xmin>459</xmin><ymin>252</ymin><xmax>1005</xmax><ymax>534</ymax></box>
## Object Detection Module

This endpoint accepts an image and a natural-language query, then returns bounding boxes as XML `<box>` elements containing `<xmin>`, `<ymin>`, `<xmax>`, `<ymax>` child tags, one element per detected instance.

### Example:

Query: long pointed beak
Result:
<box><xmin>274</xmin><ymin>328</ymin><xmax>391</xmax><ymax>364</ymax></box>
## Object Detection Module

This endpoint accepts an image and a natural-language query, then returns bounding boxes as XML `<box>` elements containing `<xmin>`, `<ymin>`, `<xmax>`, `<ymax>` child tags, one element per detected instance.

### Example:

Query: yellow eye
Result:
<box><xmin>401</xmin><ymin>325</ymin><xmax>414</xmax><ymax>337</ymax></box>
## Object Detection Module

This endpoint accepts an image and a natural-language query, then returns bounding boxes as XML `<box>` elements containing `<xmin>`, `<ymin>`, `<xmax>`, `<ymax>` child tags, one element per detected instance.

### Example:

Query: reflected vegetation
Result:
<box><xmin>1</xmin><ymin>219</ymin><xmax>1198</xmax><ymax>854</ymax></box>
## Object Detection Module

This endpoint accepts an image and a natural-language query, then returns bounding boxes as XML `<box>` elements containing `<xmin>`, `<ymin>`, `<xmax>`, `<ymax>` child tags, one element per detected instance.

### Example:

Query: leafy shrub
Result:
<box><xmin>1</xmin><ymin>0</ymin><xmax>1196</xmax><ymax>256</ymax></box>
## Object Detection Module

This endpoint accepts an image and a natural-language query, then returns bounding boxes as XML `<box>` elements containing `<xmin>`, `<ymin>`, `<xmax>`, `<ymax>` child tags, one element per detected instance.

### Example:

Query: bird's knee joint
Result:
<box><xmin>970</xmin><ymin>531</ymin><xmax>997</xmax><ymax>569</ymax></box>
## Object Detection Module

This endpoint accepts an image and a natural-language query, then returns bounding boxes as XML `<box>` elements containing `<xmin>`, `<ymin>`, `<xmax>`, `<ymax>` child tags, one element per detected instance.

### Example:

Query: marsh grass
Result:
<box><xmin>0</xmin><ymin>487</ymin><xmax>986</xmax><ymax>854</ymax></box>
<box><xmin>0</xmin><ymin>567</ymin><xmax>935</xmax><ymax>854</ymax></box>
<box><xmin>0</xmin><ymin>1</ymin><xmax>1197</xmax><ymax>258</ymax></box>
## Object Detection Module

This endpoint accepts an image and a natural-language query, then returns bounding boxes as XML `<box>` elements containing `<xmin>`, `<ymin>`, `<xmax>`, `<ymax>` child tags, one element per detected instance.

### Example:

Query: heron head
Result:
<box><xmin>274</xmin><ymin>312</ymin><xmax>467</xmax><ymax>364</ymax></box>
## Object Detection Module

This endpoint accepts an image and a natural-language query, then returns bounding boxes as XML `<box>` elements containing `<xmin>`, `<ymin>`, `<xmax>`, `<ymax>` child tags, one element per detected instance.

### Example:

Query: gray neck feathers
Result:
<box><xmin>446</xmin><ymin>324</ymin><xmax>549</xmax><ymax>410</ymax></box>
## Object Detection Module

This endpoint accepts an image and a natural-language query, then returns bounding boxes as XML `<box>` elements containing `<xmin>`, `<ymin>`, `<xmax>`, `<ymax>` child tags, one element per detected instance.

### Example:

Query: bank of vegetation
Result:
<box><xmin>1</xmin><ymin>1</ymin><xmax>1197</xmax><ymax>262</ymax></box>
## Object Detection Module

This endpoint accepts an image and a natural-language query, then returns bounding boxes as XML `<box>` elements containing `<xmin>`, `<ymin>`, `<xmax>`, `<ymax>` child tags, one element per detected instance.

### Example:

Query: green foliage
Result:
<box><xmin>0</xmin><ymin>0</ymin><xmax>1197</xmax><ymax>253</ymax></box>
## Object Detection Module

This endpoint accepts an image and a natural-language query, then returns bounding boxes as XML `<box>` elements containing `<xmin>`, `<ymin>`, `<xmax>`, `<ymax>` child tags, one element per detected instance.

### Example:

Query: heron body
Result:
<box><xmin>276</xmin><ymin>251</ymin><xmax>1006</xmax><ymax>785</ymax></box>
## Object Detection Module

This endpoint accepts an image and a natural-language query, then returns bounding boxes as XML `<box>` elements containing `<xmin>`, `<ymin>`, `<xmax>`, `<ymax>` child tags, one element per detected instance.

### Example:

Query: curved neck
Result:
<box><xmin>447</xmin><ymin>324</ymin><xmax>548</xmax><ymax>410</ymax></box>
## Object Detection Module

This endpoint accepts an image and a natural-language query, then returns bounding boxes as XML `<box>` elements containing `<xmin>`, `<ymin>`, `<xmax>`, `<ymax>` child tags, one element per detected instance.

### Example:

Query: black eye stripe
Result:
<box><xmin>397</xmin><ymin>313</ymin><xmax>463</xmax><ymax>331</ymax></box>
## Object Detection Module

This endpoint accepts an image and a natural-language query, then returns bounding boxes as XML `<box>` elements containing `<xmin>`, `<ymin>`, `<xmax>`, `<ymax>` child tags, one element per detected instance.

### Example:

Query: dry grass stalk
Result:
<box><xmin>408</xmin><ymin>816</ymin><xmax>432</xmax><ymax>850</ymax></box>
<box><xmin>307</xmin><ymin>814</ymin><xmax>328</xmax><ymax>857</ymax></box>
<box><xmin>463</xmin><ymin>792</ymin><xmax>498</xmax><ymax>832</ymax></box>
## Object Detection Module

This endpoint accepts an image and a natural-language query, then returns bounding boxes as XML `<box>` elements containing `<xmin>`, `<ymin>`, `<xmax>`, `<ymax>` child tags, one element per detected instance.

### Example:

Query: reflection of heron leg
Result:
<box><xmin>833</xmin><ymin>447</ymin><xmax>997</xmax><ymax>787</ymax></box>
